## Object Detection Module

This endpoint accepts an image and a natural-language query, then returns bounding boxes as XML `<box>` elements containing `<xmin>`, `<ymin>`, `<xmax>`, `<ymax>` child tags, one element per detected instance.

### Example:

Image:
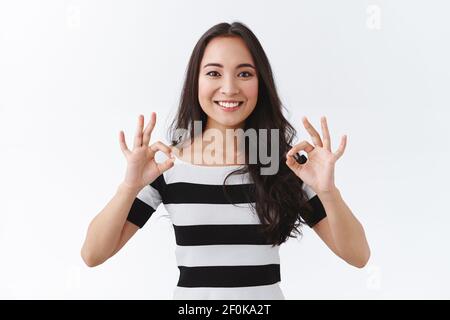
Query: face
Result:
<box><xmin>198</xmin><ymin>36</ymin><xmax>258</xmax><ymax>131</ymax></box>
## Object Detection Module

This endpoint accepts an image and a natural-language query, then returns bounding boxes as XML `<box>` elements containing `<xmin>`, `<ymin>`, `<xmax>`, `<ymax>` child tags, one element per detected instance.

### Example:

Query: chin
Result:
<box><xmin>211</xmin><ymin>117</ymin><xmax>245</xmax><ymax>129</ymax></box>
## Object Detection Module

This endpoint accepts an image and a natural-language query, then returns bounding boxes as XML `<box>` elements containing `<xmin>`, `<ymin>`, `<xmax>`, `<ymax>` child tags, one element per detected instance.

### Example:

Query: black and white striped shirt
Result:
<box><xmin>126</xmin><ymin>156</ymin><xmax>326</xmax><ymax>299</ymax></box>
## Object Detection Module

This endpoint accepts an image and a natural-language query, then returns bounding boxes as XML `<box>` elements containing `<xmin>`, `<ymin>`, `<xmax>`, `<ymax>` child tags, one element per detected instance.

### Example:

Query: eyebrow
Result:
<box><xmin>203</xmin><ymin>63</ymin><xmax>256</xmax><ymax>69</ymax></box>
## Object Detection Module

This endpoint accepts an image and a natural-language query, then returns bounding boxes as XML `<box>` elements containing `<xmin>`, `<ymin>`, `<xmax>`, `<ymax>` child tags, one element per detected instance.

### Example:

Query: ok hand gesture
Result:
<box><xmin>286</xmin><ymin>116</ymin><xmax>347</xmax><ymax>194</ymax></box>
<box><xmin>119</xmin><ymin>113</ymin><xmax>175</xmax><ymax>192</ymax></box>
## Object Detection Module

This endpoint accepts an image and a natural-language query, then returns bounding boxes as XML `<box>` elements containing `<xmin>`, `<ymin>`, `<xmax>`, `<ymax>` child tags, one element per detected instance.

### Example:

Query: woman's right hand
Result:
<box><xmin>119</xmin><ymin>112</ymin><xmax>175</xmax><ymax>192</ymax></box>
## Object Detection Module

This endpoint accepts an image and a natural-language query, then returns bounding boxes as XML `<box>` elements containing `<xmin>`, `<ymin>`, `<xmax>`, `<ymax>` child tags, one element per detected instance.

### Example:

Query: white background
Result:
<box><xmin>1</xmin><ymin>0</ymin><xmax>449</xmax><ymax>299</ymax></box>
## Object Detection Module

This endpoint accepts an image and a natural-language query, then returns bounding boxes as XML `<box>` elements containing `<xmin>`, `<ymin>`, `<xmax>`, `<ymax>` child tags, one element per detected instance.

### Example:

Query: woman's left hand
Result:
<box><xmin>286</xmin><ymin>116</ymin><xmax>347</xmax><ymax>194</ymax></box>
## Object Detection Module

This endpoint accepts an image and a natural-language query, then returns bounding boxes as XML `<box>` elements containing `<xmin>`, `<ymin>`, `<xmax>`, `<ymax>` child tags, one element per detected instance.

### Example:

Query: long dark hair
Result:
<box><xmin>168</xmin><ymin>22</ymin><xmax>315</xmax><ymax>246</ymax></box>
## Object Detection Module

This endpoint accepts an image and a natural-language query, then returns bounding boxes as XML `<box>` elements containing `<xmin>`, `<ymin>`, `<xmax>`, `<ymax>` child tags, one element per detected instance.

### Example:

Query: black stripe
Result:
<box><xmin>302</xmin><ymin>195</ymin><xmax>327</xmax><ymax>228</ymax></box>
<box><xmin>126</xmin><ymin>198</ymin><xmax>156</xmax><ymax>228</ymax></box>
<box><xmin>173</xmin><ymin>224</ymin><xmax>271</xmax><ymax>246</ymax></box>
<box><xmin>150</xmin><ymin>174</ymin><xmax>167</xmax><ymax>193</ymax></box>
<box><xmin>177</xmin><ymin>264</ymin><xmax>280</xmax><ymax>287</ymax></box>
<box><xmin>164</xmin><ymin>183</ymin><xmax>255</xmax><ymax>204</ymax></box>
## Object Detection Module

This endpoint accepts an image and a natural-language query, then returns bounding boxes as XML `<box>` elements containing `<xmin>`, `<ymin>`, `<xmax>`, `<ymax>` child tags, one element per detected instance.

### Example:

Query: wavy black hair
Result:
<box><xmin>168</xmin><ymin>22</ymin><xmax>315</xmax><ymax>246</ymax></box>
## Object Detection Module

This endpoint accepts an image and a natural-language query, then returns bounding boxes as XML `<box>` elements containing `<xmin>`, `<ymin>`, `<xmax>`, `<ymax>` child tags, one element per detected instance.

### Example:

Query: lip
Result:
<box><xmin>213</xmin><ymin>100</ymin><xmax>244</xmax><ymax>112</ymax></box>
<box><xmin>213</xmin><ymin>100</ymin><xmax>244</xmax><ymax>103</ymax></box>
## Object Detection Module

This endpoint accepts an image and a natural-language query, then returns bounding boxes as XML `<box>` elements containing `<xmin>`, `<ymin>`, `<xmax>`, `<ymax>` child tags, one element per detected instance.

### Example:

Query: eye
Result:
<box><xmin>238</xmin><ymin>71</ymin><xmax>253</xmax><ymax>78</ymax></box>
<box><xmin>206</xmin><ymin>71</ymin><xmax>221</xmax><ymax>77</ymax></box>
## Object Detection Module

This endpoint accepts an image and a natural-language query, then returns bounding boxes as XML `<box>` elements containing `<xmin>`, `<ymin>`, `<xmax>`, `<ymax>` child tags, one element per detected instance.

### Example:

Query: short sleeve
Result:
<box><xmin>126</xmin><ymin>175</ymin><xmax>164</xmax><ymax>228</ymax></box>
<box><xmin>300</xmin><ymin>182</ymin><xmax>327</xmax><ymax>228</ymax></box>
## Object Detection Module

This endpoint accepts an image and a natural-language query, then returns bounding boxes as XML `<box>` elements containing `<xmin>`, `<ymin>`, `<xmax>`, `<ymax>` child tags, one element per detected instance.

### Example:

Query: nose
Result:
<box><xmin>220</xmin><ymin>75</ymin><xmax>240</xmax><ymax>95</ymax></box>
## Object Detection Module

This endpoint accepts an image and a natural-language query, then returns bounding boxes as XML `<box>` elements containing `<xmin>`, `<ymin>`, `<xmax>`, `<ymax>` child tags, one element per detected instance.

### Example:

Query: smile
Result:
<box><xmin>213</xmin><ymin>100</ymin><xmax>244</xmax><ymax>111</ymax></box>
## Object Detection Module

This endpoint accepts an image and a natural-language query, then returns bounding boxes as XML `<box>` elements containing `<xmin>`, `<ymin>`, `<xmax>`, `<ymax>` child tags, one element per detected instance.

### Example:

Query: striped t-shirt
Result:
<box><xmin>126</xmin><ymin>156</ymin><xmax>327</xmax><ymax>300</ymax></box>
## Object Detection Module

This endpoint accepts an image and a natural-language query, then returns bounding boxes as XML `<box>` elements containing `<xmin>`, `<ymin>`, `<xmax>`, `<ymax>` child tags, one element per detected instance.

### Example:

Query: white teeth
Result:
<box><xmin>217</xmin><ymin>101</ymin><xmax>241</xmax><ymax>108</ymax></box>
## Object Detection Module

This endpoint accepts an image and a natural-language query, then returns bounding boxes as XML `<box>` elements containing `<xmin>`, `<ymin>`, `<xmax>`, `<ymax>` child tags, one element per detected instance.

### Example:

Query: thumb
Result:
<box><xmin>157</xmin><ymin>158</ymin><xmax>175</xmax><ymax>174</ymax></box>
<box><xmin>286</xmin><ymin>155</ymin><xmax>303</xmax><ymax>173</ymax></box>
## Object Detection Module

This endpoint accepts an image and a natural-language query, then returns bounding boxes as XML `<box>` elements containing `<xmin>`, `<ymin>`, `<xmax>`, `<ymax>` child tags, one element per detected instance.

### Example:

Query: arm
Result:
<box><xmin>80</xmin><ymin>183</ymin><xmax>141</xmax><ymax>267</ymax></box>
<box><xmin>81</xmin><ymin>113</ymin><xmax>174</xmax><ymax>267</ymax></box>
<box><xmin>286</xmin><ymin>116</ymin><xmax>370</xmax><ymax>269</ymax></box>
<box><xmin>313</xmin><ymin>187</ymin><xmax>370</xmax><ymax>268</ymax></box>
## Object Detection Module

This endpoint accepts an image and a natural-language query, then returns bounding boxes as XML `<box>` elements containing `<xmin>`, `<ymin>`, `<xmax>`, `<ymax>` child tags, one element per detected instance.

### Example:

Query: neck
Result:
<box><xmin>191</xmin><ymin>118</ymin><xmax>246</xmax><ymax>165</ymax></box>
<box><xmin>204</xmin><ymin>117</ymin><xmax>245</xmax><ymax>136</ymax></box>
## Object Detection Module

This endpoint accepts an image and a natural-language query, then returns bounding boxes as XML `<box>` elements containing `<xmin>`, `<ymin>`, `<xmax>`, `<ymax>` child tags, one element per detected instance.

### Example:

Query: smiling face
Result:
<box><xmin>198</xmin><ymin>36</ymin><xmax>259</xmax><ymax>132</ymax></box>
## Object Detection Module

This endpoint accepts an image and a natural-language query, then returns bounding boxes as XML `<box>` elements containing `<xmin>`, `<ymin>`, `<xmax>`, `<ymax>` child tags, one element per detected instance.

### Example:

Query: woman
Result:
<box><xmin>81</xmin><ymin>22</ymin><xmax>370</xmax><ymax>300</ymax></box>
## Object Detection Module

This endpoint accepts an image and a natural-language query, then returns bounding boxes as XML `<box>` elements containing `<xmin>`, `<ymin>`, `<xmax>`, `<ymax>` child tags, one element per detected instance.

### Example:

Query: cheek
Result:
<box><xmin>242</xmin><ymin>79</ymin><xmax>258</xmax><ymax>103</ymax></box>
<box><xmin>198</xmin><ymin>78</ymin><xmax>216</xmax><ymax>102</ymax></box>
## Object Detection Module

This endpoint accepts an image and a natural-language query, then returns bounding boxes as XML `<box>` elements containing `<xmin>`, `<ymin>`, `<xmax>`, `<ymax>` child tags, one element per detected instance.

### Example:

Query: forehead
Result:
<box><xmin>201</xmin><ymin>36</ymin><xmax>255</xmax><ymax>67</ymax></box>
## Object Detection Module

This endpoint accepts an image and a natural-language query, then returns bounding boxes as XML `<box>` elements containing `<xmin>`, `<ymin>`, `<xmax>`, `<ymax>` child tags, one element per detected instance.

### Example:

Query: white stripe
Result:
<box><xmin>166</xmin><ymin>203</ymin><xmax>260</xmax><ymax>225</ymax></box>
<box><xmin>302</xmin><ymin>181</ymin><xmax>317</xmax><ymax>200</ymax></box>
<box><xmin>173</xmin><ymin>282</ymin><xmax>285</xmax><ymax>300</ymax></box>
<box><xmin>164</xmin><ymin>158</ymin><xmax>251</xmax><ymax>185</ymax></box>
<box><xmin>136</xmin><ymin>184</ymin><xmax>162</xmax><ymax>210</ymax></box>
<box><xmin>175</xmin><ymin>244</ymin><xmax>280</xmax><ymax>267</ymax></box>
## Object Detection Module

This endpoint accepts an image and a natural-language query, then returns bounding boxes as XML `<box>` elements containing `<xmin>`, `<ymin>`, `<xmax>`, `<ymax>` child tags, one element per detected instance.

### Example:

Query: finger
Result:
<box><xmin>119</xmin><ymin>130</ymin><xmax>131</xmax><ymax>156</ymax></box>
<box><xmin>302</xmin><ymin>116</ymin><xmax>323</xmax><ymax>147</ymax></box>
<box><xmin>149</xmin><ymin>141</ymin><xmax>174</xmax><ymax>159</ymax></box>
<box><xmin>133</xmin><ymin>115</ymin><xmax>144</xmax><ymax>150</ymax></box>
<box><xmin>321</xmin><ymin>116</ymin><xmax>331</xmax><ymax>151</ymax></box>
<box><xmin>333</xmin><ymin>135</ymin><xmax>347</xmax><ymax>160</ymax></box>
<box><xmin>157</xmin><ymin>158</ymin><xmax>175</xmax><ymax>174</ymax></box>
<box><xmin>286</xmin><ymin>153</ymin><xmax>303</xmax><ymax>173</ymax></box>
<box><xmin>287</xmin><ymin>141</ymin><xmax>315</xmax><ymax>157</ymax></box>
<box><xmin>142</xmin><ymin>112</ymin><xmax>156</xmax><ymax>146</ymax></box>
